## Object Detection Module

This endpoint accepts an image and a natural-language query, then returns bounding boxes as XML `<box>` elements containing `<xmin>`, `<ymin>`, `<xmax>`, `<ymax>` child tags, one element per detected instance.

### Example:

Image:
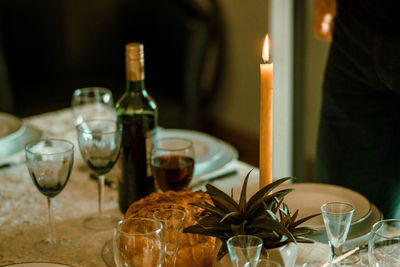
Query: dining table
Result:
<box><xmin>0</xmin><ymin>108</ymin><xmax>378</xmax><ymax>266</ymax></box>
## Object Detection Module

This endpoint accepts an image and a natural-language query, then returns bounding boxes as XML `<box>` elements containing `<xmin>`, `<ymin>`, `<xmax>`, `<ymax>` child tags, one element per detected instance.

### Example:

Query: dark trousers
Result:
<box><xmin>315</xmin><ymin>5</ymin><xmax>400</xmax><ymax>218</ymax></box>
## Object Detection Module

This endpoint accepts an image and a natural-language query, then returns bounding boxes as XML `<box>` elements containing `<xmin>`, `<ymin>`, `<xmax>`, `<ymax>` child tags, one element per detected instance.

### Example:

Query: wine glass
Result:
<box><xmin>321</xmin><ymin>202</ymin><xmax>356</xmax><ymax>264</ymax></box>
<box><xmin>25</xmin><ymin>139</ymin><xmax>74</xmax><ymax>249</ymax></box>
<box><xmin>227</xmin><ymin>235</ymin><xmax>263</xmax><ymax>267</ymax></box>
<box><xmin>113</xmin><ymin>217</ymin><xmax>164</xmax><ymax>267</ymax></box>
<box><xmin>76</xmin><ymin>119</ymin><xmax>122</xmax><ymax>230</ymax></box>
<box><xmin>71</xmin><ymin>87</ymin><xmax>115</xmax><ymax>126</ymax></box>
<box><xmin>153</xmin><ymin>209</ymin><xmax>187</xmax><ymax>267</ymax></box>
<box><xmin>369</xmin><ymin>219</ymin><xmax>400</xmax><ymax>266</ymax></box>
<box><xmin>150</xmin><ymin>138</ymin><xmax>195</xmax><ymax>192</ymax></box>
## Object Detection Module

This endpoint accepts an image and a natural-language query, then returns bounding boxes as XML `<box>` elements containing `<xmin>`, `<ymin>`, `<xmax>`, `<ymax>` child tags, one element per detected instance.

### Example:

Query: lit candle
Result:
<box><xmin>259</xmin><ymin>34</ymin><xmax>273</xmax><ymax>189</ymax></box>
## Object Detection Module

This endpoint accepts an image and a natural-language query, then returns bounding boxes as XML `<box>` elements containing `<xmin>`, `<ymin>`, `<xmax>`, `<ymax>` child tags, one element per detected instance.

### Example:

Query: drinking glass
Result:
<box><xmin>150</xmin><ymin>138</ymin><xmax>195</xmax><ymax>192</ymax></box>
<box><xmin>368</xmin><ymin>219</ymin><xmax>400</xmax><ymax>266</ymax></box>
<box><xmin>227</xmin><ymin>235</ymin><xmax>263</xmax><ymax>267</ymax></box>
<box><xmin>153</xmin><ymin>209</ymin><xmax>187</xmax><ymax>267</ymax></box>
<box><xmin>76</xmin><ymin>119</ymin><xmax>122</xmax><ymax>230</ymax></box>
<box><xmin>113</xmin><ymin>217</ymin><xmax>164</xmax><ymax>267</ymax></box>
<box><xmin>321</xmin><ymin>202</ymin><xmax>355</xmax><ymax>264</ymax></box>
<box><xmin>71</xmin><ymin>87</ymin><xmax>115</xmax><ymax>126</ymax></box>
<box><xmin>25</xmin><ymin>139</ymin><xmax>74</xmax><ymax>249</ymax></box>
<box><xmin>244</xmin><ymin>259</ymin><xmax>281</xmax><ymax>267</ymax></box>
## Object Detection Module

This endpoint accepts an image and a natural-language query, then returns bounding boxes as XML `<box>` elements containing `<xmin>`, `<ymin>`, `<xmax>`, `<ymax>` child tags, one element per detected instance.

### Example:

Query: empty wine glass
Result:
<box><xmin>153</xmin><ymin>209</ymin><xmax>187</xmax><ymax>267</ymax></box>
<box><xmin>71</xmin><ymin>87</ymin><xmax>115</xmax><ymax>126</ymax></box>
<box><xmin>76</xmin><ymin>119</ymin><xmax>122</xmax><ymax>230</ymax></box>
<box><xmin>150</xmin><ymin>138</ymin><xmax>195</xmax><ymax>192</ymax></box>
<box><xmin>113</xmin><ymin>217</ymin><xmax>164</xmax><ymax>267</ymax></box>
<box><xmin>369</xmin><ymin>219</ymin><xmax>400</xmax><ymax>266</ymax></box>
<box><xmin>227</xmin><ymin>235</ymin><xmax>263</xmax><ymax>267</ymax></box>
<box><xmin>321</xmin><ymin>202</ymin><xmax>356</xmax><ymax>264</ymax></box>
<box><xmin>25</xmin><ymin>139</ymin><xmax>74</xmax><ymax>249</ymax></box>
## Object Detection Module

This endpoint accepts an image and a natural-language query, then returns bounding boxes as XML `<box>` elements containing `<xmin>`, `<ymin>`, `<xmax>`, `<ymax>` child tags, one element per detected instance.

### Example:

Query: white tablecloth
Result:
<box><xmin>0</xmin><ymin>108</ymin><xmax>368</xmax><ymax>266</ymax></box>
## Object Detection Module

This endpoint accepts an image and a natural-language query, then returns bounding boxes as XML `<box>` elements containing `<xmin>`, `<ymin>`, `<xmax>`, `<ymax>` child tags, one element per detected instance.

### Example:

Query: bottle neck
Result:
<box><xmin>126</xmin><ymin>80</ymin><xmax>146</xmax><ymax>93</ymax></box>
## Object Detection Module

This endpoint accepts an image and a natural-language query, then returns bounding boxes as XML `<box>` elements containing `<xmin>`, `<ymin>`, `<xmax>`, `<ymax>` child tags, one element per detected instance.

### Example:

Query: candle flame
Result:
<box><xmin>262</xmin><ymin>34</ymin><xmax>270</xmax><ymax>63</ymax></box>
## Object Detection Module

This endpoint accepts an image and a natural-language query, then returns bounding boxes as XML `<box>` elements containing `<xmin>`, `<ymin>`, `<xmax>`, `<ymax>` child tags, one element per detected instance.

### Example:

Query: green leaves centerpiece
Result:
<box><xmin>183</xmin><ymin>171</ymin><xmax>320</xmax><ymax>260</ymax></box>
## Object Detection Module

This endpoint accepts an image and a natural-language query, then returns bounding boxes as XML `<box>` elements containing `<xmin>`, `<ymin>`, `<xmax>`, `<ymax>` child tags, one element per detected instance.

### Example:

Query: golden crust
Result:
<box><xmin>125</xmin><ymin>190</ymin><xmax>216</xmax><ymax>267</ymax></box>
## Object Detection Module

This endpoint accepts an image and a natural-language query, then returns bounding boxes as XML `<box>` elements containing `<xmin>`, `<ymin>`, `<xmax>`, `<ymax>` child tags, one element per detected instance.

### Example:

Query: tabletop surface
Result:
<box><xmin>0</xmin><ymin>108</ymin><xmax>373</xmax><ymax>266</ymax></box>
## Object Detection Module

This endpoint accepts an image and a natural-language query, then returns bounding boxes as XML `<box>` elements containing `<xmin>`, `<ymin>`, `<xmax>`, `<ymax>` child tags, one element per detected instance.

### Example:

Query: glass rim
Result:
<box><xmin>73</xmin><ymin>87</ymin><xmax>112</xmax><ymax>96</ymax></box>
<box><xmin>153</xmin><ymin>137</ymin><xmax>193</xmax><ymax>151</ymax></box>
<box><xmin>153</xmin><ymin>208</ymin><xmax>187</xmax><ymax>221</ymax></box>
<box><xmin>116</xmin><ymin>217</ymin><xmax>163</xmax><ymax>237</ymax></box>
<box><xmin>226</xmin><ymin>234</ymin><xmax>263</xmax><ymax>247</ymax></box>
<box><xmin>76</xmin><ymin>119</ymin><xmax>120</xmax><ymax>134</ymax></box>
<box><xmin>25</xmin><ymin>138</ymin><xmax>74</xmax><ymax>155</ymax></box>
<box><xmin>371</xmin><ymin>219</ymin><xmax>400</xmax><ymax>239</ymax></box>
<box><xmin>321</xmin><ymin>201</ymin><xmax>355</xmax><ymax>214</ymax></box>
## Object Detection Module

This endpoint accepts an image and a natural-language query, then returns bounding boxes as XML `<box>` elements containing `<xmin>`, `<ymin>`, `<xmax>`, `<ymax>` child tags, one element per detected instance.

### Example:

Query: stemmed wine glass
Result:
<box><xmin>113</xmin><ymin>218</ymin><xmax>164</xmax><ymax>267</ymax></box>
<box><xmin>153</xmin><ymin>209</ymin><xmax>187</xmax><ymax>267</ymax></box>
<box><xmin>71</xmin><ymin>87</ymin><xmax>115</xmax><ymax>126</ymax></box>
<box><xmin>150</xmin><ymin>138</ymin><xmax>195</xmax><ymax>192</ymax></box>
<box><xmin>227</xmin><ymin>235</ymin><xmax>263</xmax><ymax>267</ymax></box>
<box><xmin>25</xmin><ymin>139</ymin><xmax>74</xmax><ymax>249</ymax></box>
<box><xmin>321</xmin><ymin>202</ymin><xmax>357</xmax><ymax>264</ymax></box>
<box><xmin>76</xmin><ymin>119</ymin><xmax>122</xmax><ymax>230</ymax></box>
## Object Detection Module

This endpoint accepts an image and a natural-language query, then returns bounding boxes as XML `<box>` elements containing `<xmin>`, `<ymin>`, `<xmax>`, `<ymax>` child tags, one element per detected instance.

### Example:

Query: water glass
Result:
<box><xmin>245</xmin><ymin>259</ymin><xmax>281</xmax><ymax>267</ymax></box>
<box><xmin>153</xmin><ymin>209</ymin><xmax>187</xmax><ymax>267</ymax></box>
<box><xmin>113</xmin><ymin>218</ymin><xmax>164</xmax><ymax>267</ymax></box>
<box><xmin>369</xmin><ymin>219</ymin><xmax>400</xmax><ymax>266</ymax></box>
<box><xmin>227</xmin><ymin>235</ymin><xmax>263</xmax><ymax>267</ymax></box>
<box><xmin>321</xmin><ymin>202</ymin><xmax>355</xmax><ymax>263</ymax></box>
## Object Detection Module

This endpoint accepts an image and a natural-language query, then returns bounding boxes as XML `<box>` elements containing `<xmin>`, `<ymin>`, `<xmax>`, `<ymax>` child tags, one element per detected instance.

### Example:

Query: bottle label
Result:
<box><xmin>146</xmin><ymin>127</ymin><xmax>158</xmax><ymax>177</ymax></box>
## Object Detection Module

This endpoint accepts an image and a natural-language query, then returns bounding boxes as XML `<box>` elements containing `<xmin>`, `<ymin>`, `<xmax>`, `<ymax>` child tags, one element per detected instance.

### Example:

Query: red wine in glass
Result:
<box><xmin>151</xmin><ymin>155</ymin><xmax>194</xmax><ymax>191</ymax></box>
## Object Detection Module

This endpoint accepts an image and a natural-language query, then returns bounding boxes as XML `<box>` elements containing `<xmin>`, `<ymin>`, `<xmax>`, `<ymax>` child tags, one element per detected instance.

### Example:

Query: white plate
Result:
<box><xmin>157</xmin><ymin>128</ymin><xmax>238</xmax><ymax>176</ymax></box>
<box><xmin>274</xmin><ymin>183</ymin><xmax>371</xmax><ymax>230</ymax></box>
<box><xmin>0</xmin><ymin>113</ymin><xmax>24</xmax><ymax>140</ymax></box>
<box><xmin>2</xmin><ymin>263</ymin><xmax>73</xmax><ymax>267</ymax></box>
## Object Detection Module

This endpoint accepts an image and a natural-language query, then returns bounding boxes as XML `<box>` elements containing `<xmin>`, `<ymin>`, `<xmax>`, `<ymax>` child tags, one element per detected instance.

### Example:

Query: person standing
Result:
<box><xmin>314</xmin><ymin>0</ymin><xmax>400</xmax><ymax>218</ymax></box>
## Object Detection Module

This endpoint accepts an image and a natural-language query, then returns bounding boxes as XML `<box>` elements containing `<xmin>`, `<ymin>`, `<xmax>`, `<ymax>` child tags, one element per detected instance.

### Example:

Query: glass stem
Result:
<box><xmin>329</xmin><ymin>242</ymin><xmax>344</xmax><ymax>259</ymax></box>
<box><xmin>47</xmin><ymin>197</ymin><xmax>55</xmax><ymax>243</ymax></box>
<box><xmin>164</xmin><ymin>253</ymin><xmax>177</xmax><ymax>267</ymax></box>
<box><xmin>98</xmin><ymin>175</ymin><xmax>105</xmax><ymax>217</ymax></box>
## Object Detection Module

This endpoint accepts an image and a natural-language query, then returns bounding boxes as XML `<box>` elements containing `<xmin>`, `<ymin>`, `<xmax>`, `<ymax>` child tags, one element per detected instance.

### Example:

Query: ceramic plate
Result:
<box><xmin>274</xmin><ymin>183</ymin><xmax>371</xmax><ymax>230</ymax></box>
<box><xmin>0</xmin><ymin>113</ymin><xmax>23</xmax><ymax>140</ymax></box>
<box><xmin>2</xmin><ymin>263</ymin><xmax>73</xmax><ymax>267</ymax></box>
<box><xmin>157</xmin><ymin>128</ymin><xmax>238</xmax><ymax>176</ymax></box>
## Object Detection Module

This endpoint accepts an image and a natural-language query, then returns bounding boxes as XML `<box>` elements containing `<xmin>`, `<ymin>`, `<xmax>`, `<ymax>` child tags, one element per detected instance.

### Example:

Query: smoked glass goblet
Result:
<box><xmin>153</xmin><ymin>208</ymin><xmax>187</xmax><ymax>267</ymax></box>
<box><xmin>71</xmin><ymin>87</ymin><xmax>115</xmax><ymax>126</ymax></box>
<box><xmin>369</xmin><ymin>219</ymin><xmax>400</xmax><ymax>266</ymax></box>
<box><xmin>113</xmin><ymin>217</ymin><xmax>164</xmax><ymax>267</ymax></box>
<box><xmin>76</xmin><ymin>119</ymin><xmax>122</xmax><ymax>230</ymax></box>
<box><xmin>25</xmin><ymin>139</ymin><xmax>74</xmax><ymax>249</ymax></box>
<box><xmin>227</xmin><ymin>235</ymin><xmax>263</xmax><ymax>267</ymax></box>
<box><xmin>321</xmin><ymin>202</ymin><xmax>355</xmax><ymax>264</ymax></box>
<box><xmin>150</xmin><ymin>138</ymin><xmax>195</xmax><ymax>192</ymax></box>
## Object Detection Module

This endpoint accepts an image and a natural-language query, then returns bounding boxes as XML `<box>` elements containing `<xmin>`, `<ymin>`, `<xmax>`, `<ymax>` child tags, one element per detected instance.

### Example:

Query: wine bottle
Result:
<box><xmin>116</xmin><ymin>43</ymin><xmax>158</xmax><ymax>213</ymax></box>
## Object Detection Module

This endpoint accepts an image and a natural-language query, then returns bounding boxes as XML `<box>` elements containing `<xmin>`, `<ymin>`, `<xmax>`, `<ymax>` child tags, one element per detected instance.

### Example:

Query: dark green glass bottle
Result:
<box><xmin>116</xmin><ymin>43</ymin><xmax>158</xmax><ymax>213</ymax></box>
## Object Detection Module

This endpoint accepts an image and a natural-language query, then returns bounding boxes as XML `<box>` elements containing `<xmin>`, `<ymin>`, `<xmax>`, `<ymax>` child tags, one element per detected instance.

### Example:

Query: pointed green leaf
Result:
<box><xmin>189</xmin><ymin>202</ymin><xmax>226</xmax><ymax>217</ymax></box>
<box><xmin>210</xmin><ymin>195</ymin><xmax>240</xmax><ymax>213</ymax></box>
<box><xmin>220</xmin><ymin>211</ymin><xmax>242</xmax><ymax>224</ymax></box>
<box><xmin>289</xmin><ymin>212</ymin><xmax>320</xmax><ymax>229</ymax></box>
<box><xmin>246</xmin><ymin>177</ymin><xmax>294</xmax><ymax>211</ymax></box>
<box><xmin>239</xmin><ymin>171</ymin><xmax>251</xmax><ymax>214</ymax></box>
<box><xmin>205</xmin><ymin>183</ymin><xmax>239</xmax><ymax>210</ymax></box>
